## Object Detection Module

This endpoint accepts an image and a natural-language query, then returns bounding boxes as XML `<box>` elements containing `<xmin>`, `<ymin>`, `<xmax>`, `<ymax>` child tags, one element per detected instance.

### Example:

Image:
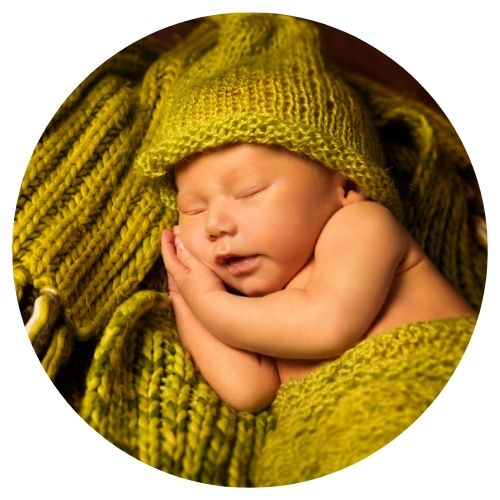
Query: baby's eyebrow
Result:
<box><xmin>226</xmin><ymin>166</ymin><xmax>269</xmax><ymax>188</ymax></box>
<box><xmin>176</xmin><ymin>192</ymin><xmax>203</xmax><ymax>205</ymax></box>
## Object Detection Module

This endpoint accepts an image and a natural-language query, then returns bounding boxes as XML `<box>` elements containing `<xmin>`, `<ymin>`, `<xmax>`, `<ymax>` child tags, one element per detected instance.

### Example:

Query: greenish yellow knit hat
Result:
<box><xmin>136</xmin><ymin>13</ymin><xmax>403</xmax><ymax>217</ymax></box>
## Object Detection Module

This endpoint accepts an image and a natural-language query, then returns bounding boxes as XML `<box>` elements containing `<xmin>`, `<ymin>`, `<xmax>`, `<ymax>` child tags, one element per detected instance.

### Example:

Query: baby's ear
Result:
<box><xmin>339</xmin><ymin>177</ymin><xmax>367</xmax><ymax>206</ymax></box>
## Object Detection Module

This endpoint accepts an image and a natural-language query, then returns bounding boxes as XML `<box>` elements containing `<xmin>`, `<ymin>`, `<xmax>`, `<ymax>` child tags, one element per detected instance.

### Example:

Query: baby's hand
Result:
<box><xmin>166</xmin><ymin>267</ymin><xmax>182</xmax><ymax>303</ymax></box>
<box><xmin>161</xmin><ymin>228</ymin><xmax>225</xmax><ymax>301</ymax></box>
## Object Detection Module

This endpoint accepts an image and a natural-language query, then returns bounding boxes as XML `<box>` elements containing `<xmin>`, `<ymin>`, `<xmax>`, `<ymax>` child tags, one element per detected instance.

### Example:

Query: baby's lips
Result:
<box><xmin>215</xmin><ymin>253</ymin><xmax>244</xmax><ymax>266</ymax></box>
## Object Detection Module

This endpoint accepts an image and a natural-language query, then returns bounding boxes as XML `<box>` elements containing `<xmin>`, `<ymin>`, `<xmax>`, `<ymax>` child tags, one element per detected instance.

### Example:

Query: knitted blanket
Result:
<box><xmin>80</xmin><ymin>291</ymin><xmax>268</xmax><ymax>486</ymax></box>
<box><xmin>79</xmin><ymin>289</ymin><xmax>476</xmax><ymax>486</ymax></box>
<box><xmin>254</xmin><ymin>314</ymin><xmax>476</xmax><ymax>485</ymax></box>
<box><xmin>13</xmin><ymin>14</ymin><xmax>486</xmax><ymax>487</ymax></box>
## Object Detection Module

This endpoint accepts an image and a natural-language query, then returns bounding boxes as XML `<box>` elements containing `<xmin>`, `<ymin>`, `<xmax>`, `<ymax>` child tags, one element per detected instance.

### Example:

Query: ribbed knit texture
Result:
<box><xmin>14</xmin><ymin>13</ymin><xmax>486</xmax><ymax>487</ymax></box>
<box><xmin>13</xmin><ymin>37</ymin><xmax>177</xmax><ymax>380</ymax></box>
<box><xmin>80</xmin><ymin>290</ymin><xmax>269</xmax><ymax>486</ymax></box>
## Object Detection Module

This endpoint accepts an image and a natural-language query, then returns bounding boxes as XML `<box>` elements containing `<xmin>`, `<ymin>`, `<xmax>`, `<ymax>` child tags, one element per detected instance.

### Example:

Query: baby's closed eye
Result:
<box><xmin>176</xmin><ymin>189</ymin><xmax>209</xmax><ymax>214</ymax></box>
<box><xmin>235</xmin><ymin>185</ymin><xmax>269</xmax><ymax>199</ymax></box>
<box><xmin>177</xmin><ymin>194</ymin><xmax>207</xmax><ymax>215</ymax></box>
<box><xmin>179</xmin><ymin>205</ymin><xmax>207</xmax><ymax>216</ymax></box>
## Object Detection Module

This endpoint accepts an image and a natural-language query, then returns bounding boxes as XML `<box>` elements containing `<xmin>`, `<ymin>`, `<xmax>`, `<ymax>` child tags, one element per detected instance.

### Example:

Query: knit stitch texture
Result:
<box><xmin>253</xmin><ymin>314</ymin><xmax>476</xmax><ymax>485</ymax></box>
<box><xmin>135</xmin><ymin>14</ymin><xmax>403</xmax><ymax>219</ymax></box>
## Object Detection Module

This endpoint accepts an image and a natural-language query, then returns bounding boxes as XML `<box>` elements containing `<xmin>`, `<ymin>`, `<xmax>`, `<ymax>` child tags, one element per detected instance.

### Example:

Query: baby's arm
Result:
<box><xmin>163</xmin><ymin>201</ymin><xmax>407</xmax><ymax>359</ymax></box>
<box><xmin>168</xmin><ymin>272</ymin><xmax>280</xmax><ymax>413</ymax></box>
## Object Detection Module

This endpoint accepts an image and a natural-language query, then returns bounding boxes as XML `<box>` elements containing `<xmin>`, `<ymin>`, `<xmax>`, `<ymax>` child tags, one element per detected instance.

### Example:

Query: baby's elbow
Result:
<box><xmin>315</xmin><ymin>317</ymin><xmax>361</xmax><ymax>358</ymax></box>
<box><xmin>228</xmin><ymin>387</ymin><xmax>277</xmax><ymax>413</ymax></box>
<box><xmin>226</xmin><ymin>369</ymin><xmax>280</xmax><ymax>413</ymax></box>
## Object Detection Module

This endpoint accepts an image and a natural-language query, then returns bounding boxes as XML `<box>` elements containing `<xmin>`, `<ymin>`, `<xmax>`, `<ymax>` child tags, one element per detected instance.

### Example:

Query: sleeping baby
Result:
<box><xmin>161</xmin><ymin>142</ymin><xmax>474</xmax><ymax>412</ymax></box>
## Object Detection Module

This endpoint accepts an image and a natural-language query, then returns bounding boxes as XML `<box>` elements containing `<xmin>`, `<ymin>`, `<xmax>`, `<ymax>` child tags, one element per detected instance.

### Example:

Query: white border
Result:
<box><xmin>1</xmin><ymin>1</ymin><xmax>498</xmax><ymax>498</ymax></box>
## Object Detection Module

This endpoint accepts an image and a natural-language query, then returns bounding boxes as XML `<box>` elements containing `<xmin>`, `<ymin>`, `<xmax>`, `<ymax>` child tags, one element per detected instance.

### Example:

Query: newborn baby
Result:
<box><xmin>162</xmin><ymin>143</ymin><xmax>473</xmax><ymax>412</ymax></box>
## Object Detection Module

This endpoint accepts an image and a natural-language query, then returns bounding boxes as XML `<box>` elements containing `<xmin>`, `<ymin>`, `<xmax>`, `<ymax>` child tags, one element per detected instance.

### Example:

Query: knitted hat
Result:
<box><xmin>135</xmin><ymin>13</ymin><xmax>403</xmax><ymax>218</ymax></box>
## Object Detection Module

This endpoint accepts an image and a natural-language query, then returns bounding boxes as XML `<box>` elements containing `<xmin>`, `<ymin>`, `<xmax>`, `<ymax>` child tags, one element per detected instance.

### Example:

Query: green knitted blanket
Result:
<box><xmin>13</xmin><ymin>15</ymin><xmax>486</xmax><ymax>487</ymax></box>
<box><xmin>79</xmin><ymin>290</ymin><xmax>476</xmax><ymax>486</ymax></box>
<box><xmin>254</xmin><ymin>314</ymin><xmax>476</xmax><ymax>485</ymax></box>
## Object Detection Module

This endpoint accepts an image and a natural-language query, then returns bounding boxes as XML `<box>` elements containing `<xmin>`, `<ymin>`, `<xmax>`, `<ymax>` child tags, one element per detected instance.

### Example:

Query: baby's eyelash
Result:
<box><xmin>180</xmin><ymin>208</ymin><xmax>206</xmax><ymax>215</ymax></box>
<box><xmin>236</xmin><ymin>186</ymin><xmax>267</xmax><ymax>199</ymax></box>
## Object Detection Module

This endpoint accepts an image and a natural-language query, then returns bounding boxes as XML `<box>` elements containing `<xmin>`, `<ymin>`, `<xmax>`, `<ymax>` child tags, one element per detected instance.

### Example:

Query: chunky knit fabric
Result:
<box><xmin>135</xmin><ymin>14</ymin><xmax>403</xmax><ymax>219</ymax></box>
<box><xmin>14</xmin><ymin>13</ymin><xmax>486</xmax><ymax>487</ymax></box>
<box><xmin>13</xmin><ymin>37</ymin><xmax>175</xmax><ymax>381</ymax></box>
<box><xmin>79</xmin><ymin>290</ymin><xmax>269</xmax><ymax>486</ymax></box>
<box><xmin>79</xmin><ymin>290</ymin><xmax>475</xmax><ymax>486</ymax></box>
<box><xmin>253</xmin><ymin>314</ymin><xmax>476</xmax><ymax>485</ymax></box>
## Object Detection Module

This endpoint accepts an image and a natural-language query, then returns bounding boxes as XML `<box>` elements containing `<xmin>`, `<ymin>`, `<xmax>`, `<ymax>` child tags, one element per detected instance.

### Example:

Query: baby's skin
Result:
<box><xmin>161</xmin><ymin>144</ymin><xmax>474</xmax><ymax>412</ymax></box>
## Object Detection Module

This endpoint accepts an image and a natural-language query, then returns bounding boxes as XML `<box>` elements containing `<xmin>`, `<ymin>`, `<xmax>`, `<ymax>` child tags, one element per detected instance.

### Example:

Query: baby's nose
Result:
<box><xmin>205</xmin><ymin>200</ymin><xmax>237</xmax><ymax>238</ymax></box>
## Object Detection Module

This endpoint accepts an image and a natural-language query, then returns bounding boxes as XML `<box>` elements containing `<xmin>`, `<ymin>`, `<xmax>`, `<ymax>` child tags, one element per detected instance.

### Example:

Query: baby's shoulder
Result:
<box><xmin>316</xmin><ymin>201</ymin><xmax>410</xmax><ymax>257</ymax></box>
<box><xmin>324</xmin><ymin>200</ymin><xmax>403</xmax><ymax>235</ymax></box>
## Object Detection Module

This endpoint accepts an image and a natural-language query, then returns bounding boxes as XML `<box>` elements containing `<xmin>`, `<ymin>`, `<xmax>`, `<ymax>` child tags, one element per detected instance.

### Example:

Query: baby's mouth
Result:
<box><xmin>216</xmin><ymin>254</ymin><xmax>260</xmax><ymax>276</ymax></box>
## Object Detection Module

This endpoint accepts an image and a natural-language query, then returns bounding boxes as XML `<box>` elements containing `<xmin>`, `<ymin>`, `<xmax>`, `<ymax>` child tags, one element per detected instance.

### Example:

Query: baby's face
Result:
<box><xmin>175</xmin><ymin>144</ymin><xmax>340</xmax><ymax>296</ymax></box>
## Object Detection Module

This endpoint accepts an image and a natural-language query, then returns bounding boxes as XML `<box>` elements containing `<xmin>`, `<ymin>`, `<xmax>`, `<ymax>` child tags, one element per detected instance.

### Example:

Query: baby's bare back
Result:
<box><xmin>276</xmin><ymin>203</ymin><xmax>473</xmax><ymax>384</ymax></box>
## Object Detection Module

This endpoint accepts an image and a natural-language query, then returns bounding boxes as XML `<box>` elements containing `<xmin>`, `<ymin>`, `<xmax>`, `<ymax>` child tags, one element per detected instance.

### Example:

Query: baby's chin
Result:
<box><xmin>219</xmin><ymin>275</ymin><xmax>286</xmax><ymax>297</ymax></box>
<box><xmin>208</xmin><ymin>259</ymin><xmax>294</xmax><ymax>297</ymax></box>
<box><xmin>225</xmin><ymin>284</ymin><xmax>276</xmax><ymax>297</ymax></box>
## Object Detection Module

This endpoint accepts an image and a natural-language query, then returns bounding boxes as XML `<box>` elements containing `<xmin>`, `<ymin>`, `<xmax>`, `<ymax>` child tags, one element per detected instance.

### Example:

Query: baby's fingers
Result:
<box><xmin>167</xmin><ymin>270</ymin><xmax>181</xmax><ymax>294</ymax></box>
<box><xmin>174</xmin><ymin>236</ymin><xmax>197</xmax><ymax>267</ymax></box>
<box><xmin>161</xmin><ymin>229</ymin><xmax>188</xmax><ymax>277</ymax></box>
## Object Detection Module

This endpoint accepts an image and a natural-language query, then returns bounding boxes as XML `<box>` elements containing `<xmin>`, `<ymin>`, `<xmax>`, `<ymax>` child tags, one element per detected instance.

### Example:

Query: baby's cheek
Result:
<box><xmin>180</xmin><ymin>230</ymin><xmax>212</xmax><ymax>267</ymax></box>
<box><xmin>181</xmin><ymin>233</ymin><xmax>203</xmax><ymax>258</ymax></box>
